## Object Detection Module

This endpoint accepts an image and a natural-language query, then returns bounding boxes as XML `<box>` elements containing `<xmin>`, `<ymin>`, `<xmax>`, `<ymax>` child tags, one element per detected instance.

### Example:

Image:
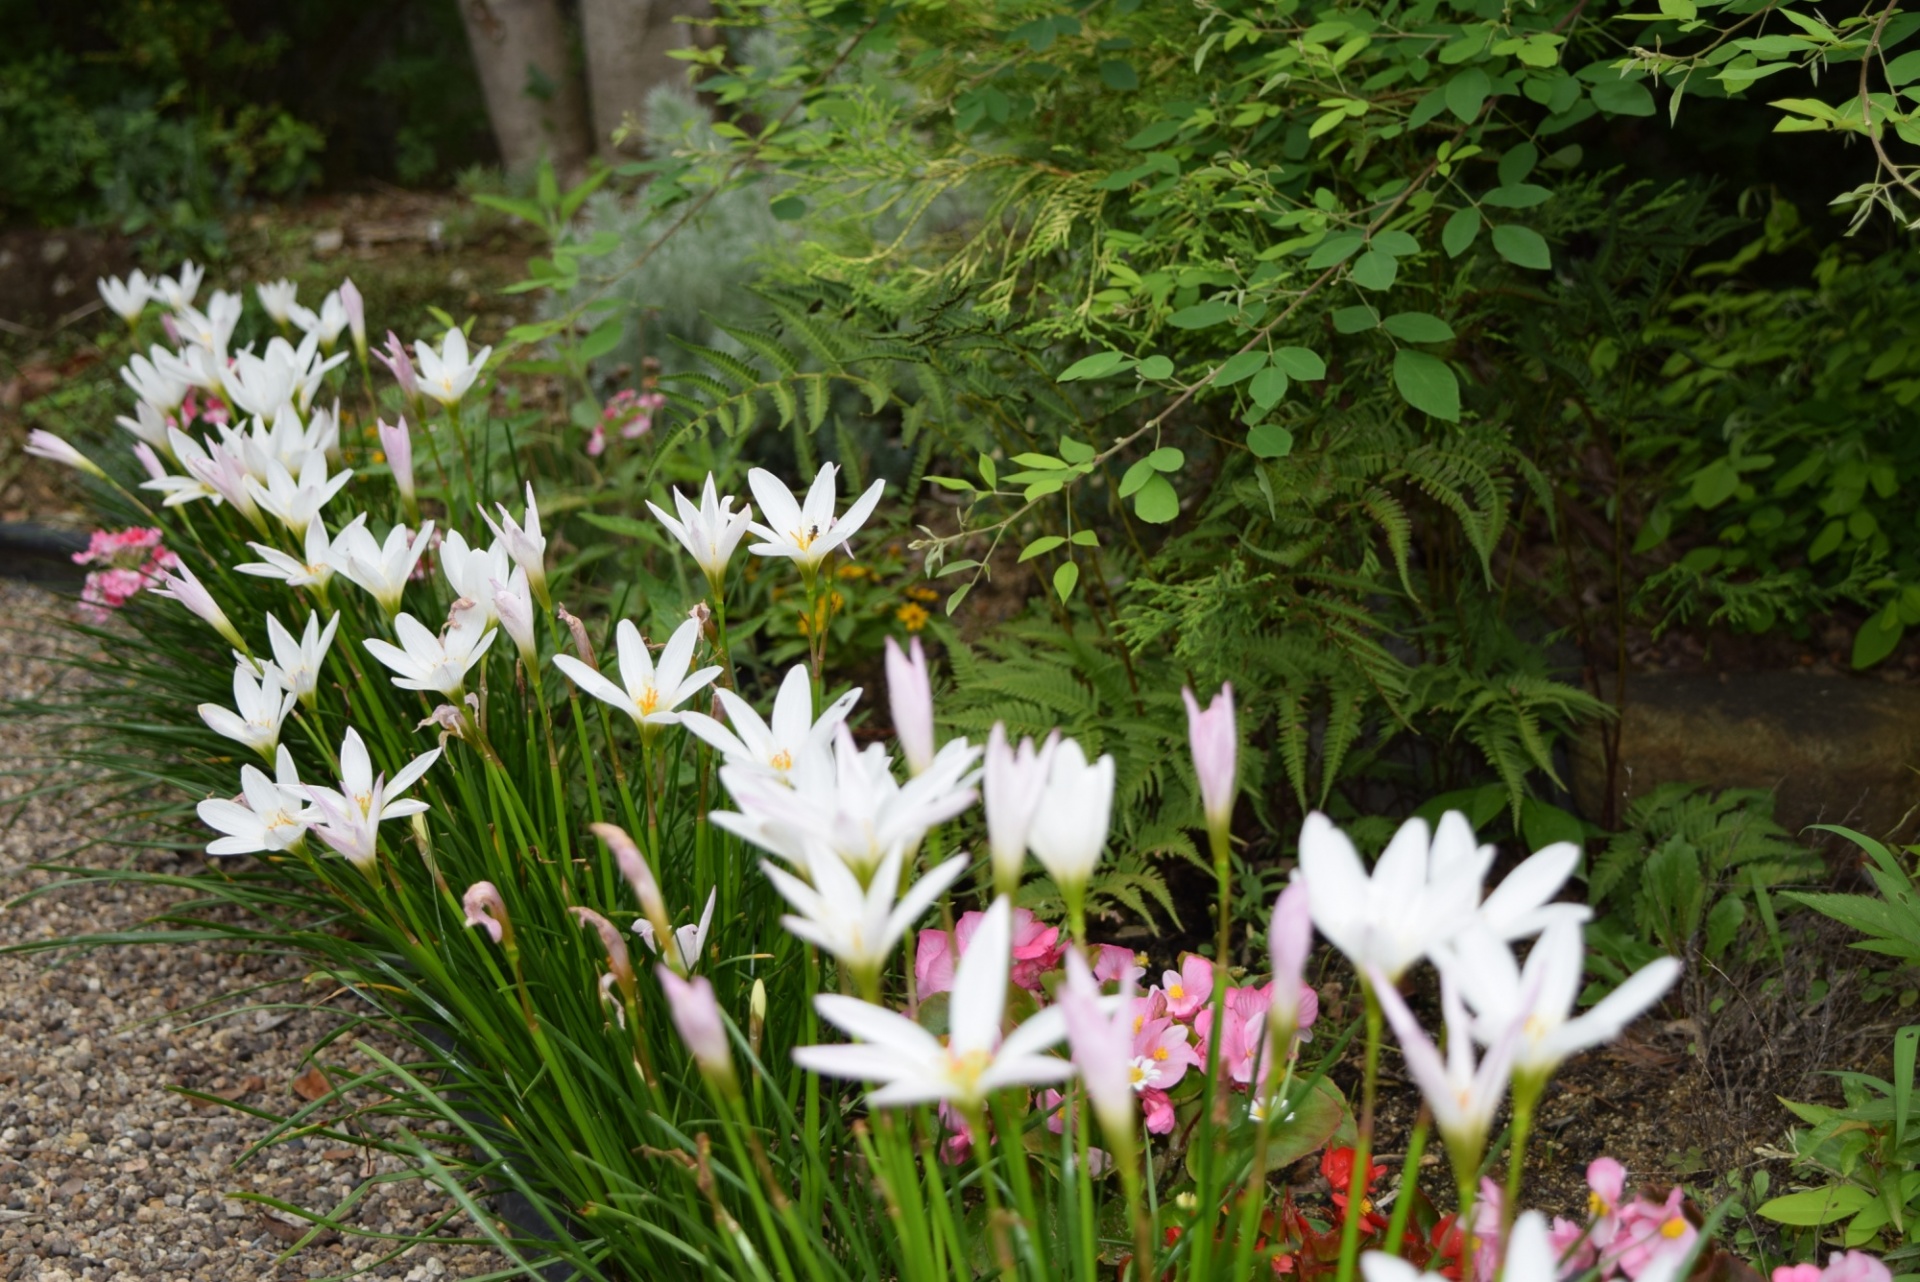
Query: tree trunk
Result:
<box><xmin>578</xmin><ymin>0</ymin><xmax>714</xmax><ymax>156</ymax></box>
<box><xmin>457</xmin><ymin>0</ymin><xmax>593</xmax><ymax>179</ymax></box>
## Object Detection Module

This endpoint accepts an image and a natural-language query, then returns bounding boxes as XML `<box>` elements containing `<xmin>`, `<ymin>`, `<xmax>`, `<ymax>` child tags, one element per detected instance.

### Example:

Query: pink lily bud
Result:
<box><xmin>1267</xmin><ymin>881</ymin><xmax>1312</xmax><ymax>1041</ymax></box>
<box><xmin>657</xmin><ymin>966</ymin><xmax>736</xmax><ymax>1092</ymax></box>
<box><xmin>25</xmin><ymin>430</ymin><xmax>106</xmax><ymax>480</ymax></box>
<box><xmin>556</xmin><ymin>605</ymin><xmax>597</xmax><ymax>668</ymax></box>
<box><xmin>591</xmin><ymin>823</ymin><xmax>673</xmax><ymax>960</ymax></box>
<box><xmin>569</xmin><ymin>906</ymin><xmax>634</xmax><ymax>995</ymax></box>
<box><xmin>884</xmin><ymin>635</ymin><xmax>935</xmax><ymax>776</ymax></box>
<box><xmin>132</xmin><ymin>441</ymin><xmax>167</xmax><ymax>482</ymax></box>
<box><xmin>377</xmin><ymin>417</ymin><xmax>415</xmax><ymax>508</ymax></box>
<box><xmin>1182</xmin><ymin>682</ymin><xmax>1237</xmax><ymax>835</ymax></box>
<box><xmin>153</xmin><ymin>562</ymin><xmax>248</xmax><ymax>653</ymax></box>
<box><xmin>493</xmin><ymin>571</ymin><xmax>537</xmax><ymax>669</ymax></box>
<box><xmin>376</xmin><ymin>330</ymin><xmax>418</xmax><ymax>399</ymax></box>
<box><xmin>463</xmin><ymin>881</ymin><xmax>510</xmax><ymax>947</ymax></box>
<box><xmin>339</xmin><ymin>278</ymin><xmax>366</xmax><ymax>361</ymax></box>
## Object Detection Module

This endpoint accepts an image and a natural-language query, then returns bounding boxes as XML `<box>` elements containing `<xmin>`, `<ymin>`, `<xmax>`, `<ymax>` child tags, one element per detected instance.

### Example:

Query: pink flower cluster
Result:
<box><xmin>1542</xmin><ymin>1159</ymin><xmax>1696</xmax><ymax>1279</ymax></box>
<box><xmin>587</xmin><ymin>388</ymin><xmax>665</xmax><ymax>457</ymax></box>
<box><xmin>72</xmin><ymin>527</ymin><xmax>178</xmax><ymax>622</ymax></box>
<box><xmin>1774</xmin><ymin>1256</ymin><xmax>1892</xmax><ymax>1282</ymax></box>
<box><xmin>913</xmin><ymin>912</ymin><xmax>1318</xmax><ymax>1153</ymax></box>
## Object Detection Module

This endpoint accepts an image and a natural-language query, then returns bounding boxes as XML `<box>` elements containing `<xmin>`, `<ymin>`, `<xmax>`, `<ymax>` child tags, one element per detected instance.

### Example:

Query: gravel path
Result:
<box><xmin>0</xmin><ymin>581</ymin><xmax>505</xmax><ymax>1281</ymax></box>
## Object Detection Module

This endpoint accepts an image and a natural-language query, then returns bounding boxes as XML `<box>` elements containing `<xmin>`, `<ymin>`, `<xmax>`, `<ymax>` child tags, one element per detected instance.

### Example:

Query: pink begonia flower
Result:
<box><xmin>1161</xmin><ymin>953</ymin><xmax>1215</xmax><ymax>1021</ymax></box>
<box><xmin>1193</xmin><ymin>984</ymin><xmax>1274</xmax><ymax>1086</ymax></box>
<box><xmin>1132</xmin><ymin>1015</ymin><xmax>1201</xmax><ymax>1091</ymax></box>
<box><xmin>937</xmin><ymin>1100</ymin><xmax>979</xmax><ymax>1165</ymax></box>
<box><xmin>1471</xmin><ymin>1177</ymin><xmax>1504</xmax><ymax>1281</ymax></box>
<box><xmin>1588</xmin><ymin>1156</ymin><xmax>1627</xmax><ymax>1251</ymax></box>
<box><xmin>1181</xmin><ymin>682</ymin><xmax>1237</xmax><ymax>833</ymax></box>
<box><xmin>1772</xmin><ymin>1256</ymin><xmax>1894</xmax><ymax>1282</ymax></box>
<box><xmin>1549</xmin><ymin>1216</ymin><xmax>1597</xmax><ymax>1275</ymax></box>
<box><xmin>1140</xmin><ymin>1086</ymin><xmax>1176</xmax><ymax>1134</ymax></box>
<box><xmin>586</xmin><ymin>423</ymin><xmax>606</xmax><ymax>457</ymax></box>
<box><xmin>1093</xmin><ymin>944</ymin><xmax>1145</xmax><ymax>988</ymax></box>
<box><xmin>1609</xmin><ymin>1187</ymin><xmax>1695</xmax><ymax>1278</ymax></box>
<box><xmin>914</xmin><ymin>908</ymin><xmax>1063</xmax><ymax>997</ymax></box>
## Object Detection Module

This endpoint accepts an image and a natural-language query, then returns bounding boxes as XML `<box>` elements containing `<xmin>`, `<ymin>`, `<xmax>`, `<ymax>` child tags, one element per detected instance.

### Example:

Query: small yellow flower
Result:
<box><xmin>895</xmin><ymin>602</ymin><xmax>930</xmax><ymax>632</ymax></box>
<box><xmin>906</xmin><ymin>584</ymin><xmax>938</xmax><ymax>603</ymax></box>
<box><xmin>836</xmin><ymin>562</ymin><xmax>869</xmax><ymax>580</ymax></box>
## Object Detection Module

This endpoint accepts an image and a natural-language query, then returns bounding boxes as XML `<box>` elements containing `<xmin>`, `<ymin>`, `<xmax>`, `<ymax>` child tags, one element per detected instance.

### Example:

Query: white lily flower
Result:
<box><xmin>364</xmin><ymin>601</ymin><xmax>497</xmax><ymax>696</ymax></box>
<box><xmin>237</xmin><ymin>514</ymin><xmax>362</xmax><ymax>590</ymax></box>
<box><xmin>289</xmin><ymin>289</ymin><xmax>349</xmax><ymax>350</ymax></box>
<box><xmin>1439</xmin><ymin>920</ymin><xmax>1681</xmax><ymax>1086</ymax></box>
<box><xmin>439</xmin><ymin>529</ymin><xmax>511</xmax><ymax>628</ymax></box>
<box><xmin>305</xmin><ymin>727</ymin><xmax>440</xmax><ymax>871</ymax></box>
<box><xmin>1297</xmin><ymin>811</ymin><xmax>1492</xmax><ymax>984</ymax></box>
<box><xmin>768</xmin><ymin>841</ymin><xmax>967</xmax><ymax>990</ymax></box>
<box><xmin>1026</xmin><ymin>736</ymin><xmax>1115</xmax><ymax>905</ymax></box>
<box><xmin>1476</xmin><ymin>838</ymin><xmax>1591</xmax><ymax>940</ymax></box>
<box><xmin>175</xmin><ymin>291</ymin><xmax>242</xmax><ymax>356</ymax></box>
<box><xmin>154</xmin><ymin>561</ymin><xmax>248</xmax><ymax>651</ymax></box>
<box><xmin>115</xmin><ymin>400</ymin><xmax>173</xmax><ymax>454</ymax></box>
<box><xmin>256</xmin><ymin>279</ymin><xmax>298</xmax><ymax>326</ymax></box>
<box><xmin>154</xmin><ymin>342</ymin><xmax>228</xmax><ymax>396</ymax></box>
<box><xmin>225</xmin><ymin>335</ymin><xmax>311</xmax><ymax>420</ymax></box>
<box><xmin>415</xmin><ymin>326</ymin><xmax>491</xmax><ymax>406</ymax></box>
<box><xmin>264</xmin><ymin>611</ymin><xmax>340</xmax><ymax>709</ymax></box>
<box><xmin>712</xmin><ymin>724</ymin><xmax>978</xmax><ymax>882</ymax></box>
<box><xmin>305</xmin><ymin>400</ymin><xmax>341</xmax><ymax>457</ymax></box>
<box><xmin>23</xmin><ymin>430</ymin><xmax>106</xmax><ymax>479</ymax></box>
<box><xmin>198</xmin><ymin>660</ymin><xmax>296</xmax><ymax>759</ymax></box>
<box><xmin>140</xmin><ymin>430</ymin><xmax>219</xmax><ymax>508</ymax></box>
<box><xmin>339</xmin><ymin>278</ymin><xmax>366</xmax><ymax>359</ymax></box>
<box><xmin>153</xmin><ymin>261</ymin><xmax>203</xmax><ymax>311</ymax></box>
<box><xmin>746</xmin><ymin>464</ymin><xmax>886</xmax><ymax>572</ymax></box>
<box><xmin>479</xmin><ymin>483</ymin><xmax>548</xmax><ymax>608</ymax></box>
<box><xmin>553</xmin><ymin>616</ymin><xmax>719</xmax><ymax>733</ymax></box>
<box><xmin>647</xmin><ymin>474</ymin><xmax>754</xmax><ymax>587</ymax></box>
<box><xmin>331</xmin><ymin>519</ymin><xmax>434</xmax><ymax>617</ymax></box>
<box><xmin>678</xmin><ymin>663</ymin><xmax>859</xmax><ymax>781</ymax></box>
<box><xmin>121</xmin><ymin>350</ymin><xmax>189</xmax><ymax>412</ymax></box>
<box><xmin>793</xmin><ymin>896</ymin><xmax>1071</xmax><ymax>1111</ymax></box>
<box><xmin>98</xmin><ymin>271</ymin><xmax>151</xmax><ymax>324</ymax></box>
<box><xmin>196</xmin><ymin>747</ymin><xmax>314</xmax><ymax>856</ymax></box>
<box><xmin>246</xmin><ymin>452</ymin><xmax>352</xmax><ymax>539</ymax></box>
<box><xmin>633</xmin><ymin>887</ymin><xmax>717</xmax><ymax>974</ymax></box>
<box><xmin>182</xmin><ymin>438</ymin><xmax>269</xmax><ymax>532</ymax></box>
<box><xmin>1373</xmin><ymin>961</ymin><xmax>1531</xmax><ymax>1162</ymax></box>
<box><xmin>982</xmin><ymin>724</ymin><xmax>1058</xmax><ymax>896</ymax></box>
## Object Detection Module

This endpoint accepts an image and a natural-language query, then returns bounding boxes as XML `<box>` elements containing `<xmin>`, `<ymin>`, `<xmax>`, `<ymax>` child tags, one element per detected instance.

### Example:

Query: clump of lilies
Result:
<box><xmin>38</xmin><ymin>263</ymin><xmax>1892</xmax><ymax>1282</ymax></box>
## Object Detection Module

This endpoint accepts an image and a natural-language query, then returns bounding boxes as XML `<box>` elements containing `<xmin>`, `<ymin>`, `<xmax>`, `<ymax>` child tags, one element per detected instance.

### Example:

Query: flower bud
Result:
<box><xmin>25</xmin><ymin>430</ymin><xmax>106</xmax><ymax>480</ymax></box>
<box><xmin>748</xmin><ymin>977</ymin><xmax>767</xmax><ymax>1060</ymax></box>
<box><xmin>658</xmin><ymin>966</ymin><xmax>736</xmax><ymax>1094</ymax></box>
<box><xmin>885</xmin><ymin>636</ymin><xmax>935</xmax><ymax>776</ymax></box>
<box><xmin>462</xmin><ymin>881</ymin><xmax>510</xmax><ymax>948</ymax></box>
<box><xmin>592</xmin><ymin>823</ymin><xmax>672</xmax><ymax>954</ymax></box>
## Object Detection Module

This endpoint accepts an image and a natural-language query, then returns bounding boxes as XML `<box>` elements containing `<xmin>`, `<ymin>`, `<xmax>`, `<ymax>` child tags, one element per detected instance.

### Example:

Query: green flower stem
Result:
<box><xmin>991</xmin><ymin>1093</ymin><xmax>1049</xmax><ymax>1277</ymax></box>
<box><xmin>1336</xmin><ymin>983</ymin><xmax>1385</xmax><ymax>1282</ymax></box>
<box><xmin>1382</xmin><ymin>1110</ymin><xmax>1431</xmax><ymax>1258</ymax></box>
<box><xmin>1503</xmin><ymin>1076</ymin><xmax>1544</xmax><ymax>1237</ymax></box>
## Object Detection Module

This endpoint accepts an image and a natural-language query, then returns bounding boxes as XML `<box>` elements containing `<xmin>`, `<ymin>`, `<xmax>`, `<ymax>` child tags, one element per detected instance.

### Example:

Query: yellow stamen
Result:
<box><xmin>635</xmin><ymin>687</ymin><xmax>660</xmax><ymax>716</ymax></box>
<box><xmin>1660</xmin><ymin>1218</ymin><xmax>1687</xmax><ymax>1239</ymax></box>
<box><xmin>770</xmin><ymin>749</ymin><xmax>793</xmax><ymax>771</ymax></box>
